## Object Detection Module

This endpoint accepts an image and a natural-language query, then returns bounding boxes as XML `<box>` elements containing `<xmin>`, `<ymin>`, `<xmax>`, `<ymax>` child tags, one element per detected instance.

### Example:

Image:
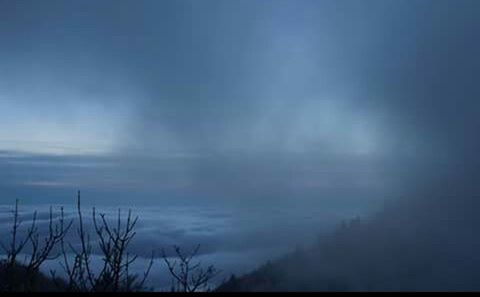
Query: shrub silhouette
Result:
<box><xmin>58</xmin><ymin>191</ymin><xmax>154</xmax><ymax>292</ymax></box>
<box><xmin>0</xmin><ymin>191</ymin><xmax>153</xmax><ymax>292</ymax></box>
<box><xmin>0</xmin><ymin>191</ymin><xmax>220</xmax><ymax>292</ymax></box>
<box><xmin>0</xmin><ymin>199</ymin><xmax>71</xmax><ymax>291</ymax></box>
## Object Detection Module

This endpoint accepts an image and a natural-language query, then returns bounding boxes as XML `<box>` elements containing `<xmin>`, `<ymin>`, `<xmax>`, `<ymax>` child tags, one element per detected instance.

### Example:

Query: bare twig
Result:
<box><xmin>163</xmin><ymin>245</ymin><xmax>220</xmax><ymax>292</ymax></box>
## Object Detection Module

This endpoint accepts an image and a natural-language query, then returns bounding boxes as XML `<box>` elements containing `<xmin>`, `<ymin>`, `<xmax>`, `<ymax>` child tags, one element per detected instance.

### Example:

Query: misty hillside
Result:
<box><xmin>218</xmin><ymin>173</ymin><xmax>480</xmax><ymax>291</ymax></box>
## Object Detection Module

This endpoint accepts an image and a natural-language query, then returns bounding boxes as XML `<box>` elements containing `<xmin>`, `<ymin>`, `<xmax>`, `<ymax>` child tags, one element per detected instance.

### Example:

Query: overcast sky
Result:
<box><xmin>1</xmin><ymin>0</ymin><xmax>479</xmax><ymax>209</ymax></box>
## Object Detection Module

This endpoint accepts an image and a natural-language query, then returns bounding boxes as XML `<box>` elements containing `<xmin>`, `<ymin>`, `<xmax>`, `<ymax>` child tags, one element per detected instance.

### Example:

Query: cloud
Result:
<box><xmin>0</xmin><ymin>202</ymin><xmax>356</xmax><ymax>289</ymax></box>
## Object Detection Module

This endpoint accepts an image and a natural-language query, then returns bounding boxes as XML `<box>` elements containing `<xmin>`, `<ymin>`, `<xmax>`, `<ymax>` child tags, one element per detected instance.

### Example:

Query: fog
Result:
<box><xmin>1</xmin><ymin>0</ymin><xmax>480</xmax><ymax>291</ymax></box>
<box><xmin>0</xmin><ymin>0</ymin><xmax>445</xmax><ymax>208</ymax></box>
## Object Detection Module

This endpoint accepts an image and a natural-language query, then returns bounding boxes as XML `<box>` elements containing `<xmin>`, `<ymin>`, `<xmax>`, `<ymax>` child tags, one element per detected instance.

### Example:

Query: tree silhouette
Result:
<box><xmin>163</xmin><ymin>245</ymin><xmax>220</xmax><ymax>292</ymax></box>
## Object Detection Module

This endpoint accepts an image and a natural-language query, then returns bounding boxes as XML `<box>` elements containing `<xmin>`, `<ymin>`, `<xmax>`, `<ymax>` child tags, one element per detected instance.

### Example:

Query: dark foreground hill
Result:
<box><xmin>0</xmin><ymin>262</ymin><xmax>67</xmax><ymax>292</ymax></box>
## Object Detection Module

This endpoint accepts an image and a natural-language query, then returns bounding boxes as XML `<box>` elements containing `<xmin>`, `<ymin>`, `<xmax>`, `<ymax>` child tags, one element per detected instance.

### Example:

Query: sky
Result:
<box><xmin>0</xmin><ymin>0</ymin><xmax>479</xmax><ymax>211</ymax></box>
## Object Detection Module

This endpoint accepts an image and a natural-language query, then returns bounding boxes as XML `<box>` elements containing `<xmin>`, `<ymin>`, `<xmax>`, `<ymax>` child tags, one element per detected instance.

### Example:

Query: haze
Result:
<box><xmin>1</xmin><ymin>0</ymin><xmax>480</xmax><ymax>290</ymax></box>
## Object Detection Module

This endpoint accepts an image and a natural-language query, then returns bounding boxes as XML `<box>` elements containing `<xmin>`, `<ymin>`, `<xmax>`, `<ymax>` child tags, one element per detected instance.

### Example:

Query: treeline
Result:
<box><xmin>217</xmin><ymin>193</ymin><xmax>480</xmax><ymax>291</ymax></box>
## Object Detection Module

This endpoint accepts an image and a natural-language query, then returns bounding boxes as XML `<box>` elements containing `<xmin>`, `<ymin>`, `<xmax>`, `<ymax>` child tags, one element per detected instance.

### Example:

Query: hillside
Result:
<box><xmin>217</xmin><ymin>190</ymin><xmax>480</xmax><ymax>291</ymax></box>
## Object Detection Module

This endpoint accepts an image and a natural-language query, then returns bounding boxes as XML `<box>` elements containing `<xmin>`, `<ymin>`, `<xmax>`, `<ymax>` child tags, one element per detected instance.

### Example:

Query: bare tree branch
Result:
<box><xmin>163</xmin><ymin>245</ymin><xmax>220</xmax><ymax>292</ymax></box>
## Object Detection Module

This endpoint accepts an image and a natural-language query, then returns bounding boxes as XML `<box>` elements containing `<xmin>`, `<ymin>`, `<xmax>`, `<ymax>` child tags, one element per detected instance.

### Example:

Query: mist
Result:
<box><xmin>1</xmin><ymin>0</ymin><xmax>480</xmax><ymax>291</ymax></box>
